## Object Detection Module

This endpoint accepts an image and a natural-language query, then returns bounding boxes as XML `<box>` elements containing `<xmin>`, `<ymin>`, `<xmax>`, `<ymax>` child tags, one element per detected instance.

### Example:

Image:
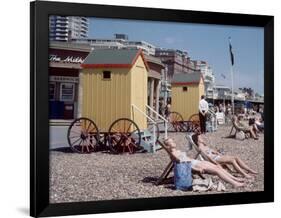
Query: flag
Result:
<box><xmin>229</xmin><ymin>37</ymin><xmax>234</xmax><ymax>65</ymax></box>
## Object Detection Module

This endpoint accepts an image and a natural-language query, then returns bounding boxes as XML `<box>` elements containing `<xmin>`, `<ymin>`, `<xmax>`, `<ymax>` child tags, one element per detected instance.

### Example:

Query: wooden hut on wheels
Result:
<box><xmin>80</xmin><ymin>49</ymin><xmax>149</xmax><ymax>131</ymax></box>
<box><xmin>171</xmin><ymin>72</ymin><xmax>205</xmax><ymax>120</ymax></box>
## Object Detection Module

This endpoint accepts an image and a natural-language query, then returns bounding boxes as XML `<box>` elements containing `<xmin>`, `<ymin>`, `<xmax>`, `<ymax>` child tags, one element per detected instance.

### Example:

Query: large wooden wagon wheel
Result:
<box><xmin>67</xmin><ymin>117</ymin><xmax>100</xmax><ymax>153</ymax></box>
<box><xmin>188</xmin><ymin>113</ymin><xmax>200</xmax><ymax>132</ymax></box>
<box><xmin>168</xmin><ymin>111</ymin><xmax>185</xmax><ymax>132</ymax></box>
<box><xmin>108</xmin><ymin>118</ymin><xmax>141</xmax><ymax>154</ymax></box>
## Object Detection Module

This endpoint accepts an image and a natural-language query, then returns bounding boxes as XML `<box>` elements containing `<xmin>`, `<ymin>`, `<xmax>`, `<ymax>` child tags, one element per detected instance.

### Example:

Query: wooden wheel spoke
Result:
<box><xmin>69</xmin><ymin>135</ymin><xmax>81</xmax><ymax>139</ymax></box>
<box><xmin>84</xmin><ymin>139</ymin><xmax>90</xmax><ymax>153</ymax></box>
<box><xmin>72</xmin><ymin>137</ymin><xmax>82</xmax><ymax>145</ymax></box>
<box><xmin>125</xmin><ymin>122</ymin><xmax>133</xmax><ymax>133</ymax></box>
<box><xmin>123</xmin><ymin>120</ymin><xmax>126</xmax><ymax>133</ymax></box>
<box><xmin>127</xmin><ymin>143</ymin><xmax>132</xmax><ymax>153</ymax></box>
<box><xmin>112</xmin><ymin>127</ymin><xmax>121</xmax><ymax>134</ymax></box>
<box><xmin>86</xmin><ymin>121</ymin><xmax>92</xmax><ymax>132</ymax></box>
<box><xmin>70</xmin><ymin>129</ymin><xmax>82</xmax><ymax>135</ymax></box>
<box><xmin>77</xmin><ymin>139</ymin><xmax>83</xmax><ymax>153</ymax></box>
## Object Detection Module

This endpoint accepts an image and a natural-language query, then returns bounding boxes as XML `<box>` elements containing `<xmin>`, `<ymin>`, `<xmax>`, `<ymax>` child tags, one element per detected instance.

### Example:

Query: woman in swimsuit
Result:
<box><xmin>164</xmin><ymin>138</ymin><xmax>245</xmax><ymax>188</ymax></box>
<box><xmin>192</xmin><ymin>132</ymin><xmax>258</xmax><ymax>179</ymax></box>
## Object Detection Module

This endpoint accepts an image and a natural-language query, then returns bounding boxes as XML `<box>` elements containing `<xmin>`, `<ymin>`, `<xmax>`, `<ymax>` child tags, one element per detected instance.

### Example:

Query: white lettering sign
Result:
<box><xmin>49</xmin><ymin>54</ymin><xmax>85</xmax><ymax>64</ymax></box>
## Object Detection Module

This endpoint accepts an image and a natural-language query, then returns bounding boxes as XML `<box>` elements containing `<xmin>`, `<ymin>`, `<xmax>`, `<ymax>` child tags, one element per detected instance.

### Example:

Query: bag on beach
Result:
<box><xmin>173</xmin><ymin>161</ymin><xmax>192</xmax><ymax>191</ymax></box>
<box><xmin>236</xmin><ymin>131</ymin><xmax>245</xmax><ymax>140</ymax></box>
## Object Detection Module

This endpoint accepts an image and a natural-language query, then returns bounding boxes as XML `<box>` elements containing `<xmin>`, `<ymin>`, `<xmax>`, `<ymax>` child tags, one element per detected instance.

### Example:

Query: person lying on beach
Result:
<box><xmin>234</xmin><ymin>115</ymin><xmax>259</xmax><ymax>140</ymax></box>
<box><xmin>191</xmin><ymin>132</ymin><xmax>258</xmax><ymax>179</ymax></box>
<box><xmin>164</xmin><ymin>138</ymin><xmax>245</xmax><ymax>188</ymax></box>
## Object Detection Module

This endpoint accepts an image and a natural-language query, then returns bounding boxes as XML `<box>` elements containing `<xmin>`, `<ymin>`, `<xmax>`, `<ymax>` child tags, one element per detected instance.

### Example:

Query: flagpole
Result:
<box><xmin>230</xmin><ymin>64</ymin><xmax>234</xmax><ymax>115</ymax></box>
<box><xmin>228</xmin><ymin>37</ymin><xmax>235</xmax><ymax>115</ymax></box>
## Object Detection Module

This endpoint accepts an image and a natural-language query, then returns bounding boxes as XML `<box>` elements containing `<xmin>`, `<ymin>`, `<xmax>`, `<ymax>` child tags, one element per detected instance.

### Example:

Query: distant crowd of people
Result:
<box><xmin>157</xmin><ymin>95</ymin><xmax>264</xmax><ymax>139</ymax></box>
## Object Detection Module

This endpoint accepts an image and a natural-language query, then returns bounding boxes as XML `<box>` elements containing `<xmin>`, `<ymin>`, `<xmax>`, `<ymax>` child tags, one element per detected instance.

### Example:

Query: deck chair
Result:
<box><xmin>229</xmin><ymin>116</ymin><xmax>251</xmax><ymax>139</ymax></box>
<box><xmin>155</xmin><ymin>140</ymin><xmax>204</xmax><ymax>186</ymax></box>
<box><xmin>186</xmin><ymin>134</ymin><xmax>217</xmax><ymax>165</ymax></box>
<box><xmin>186</xmin><ymin>133</ymin><xmax>233</xmax><ymax>172</ymax></box>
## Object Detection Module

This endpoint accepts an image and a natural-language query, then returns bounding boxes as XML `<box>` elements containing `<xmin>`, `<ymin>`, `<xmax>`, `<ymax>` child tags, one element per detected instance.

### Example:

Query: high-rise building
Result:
<box><xmin>49</xmin><ymin>16</ymin><xmax>89</xmax><ymax>41</ymax></box>
<box><xmin>191</xmin><ymin>60</ymin><xmax>215</xmax><ymax>98</ymax></box>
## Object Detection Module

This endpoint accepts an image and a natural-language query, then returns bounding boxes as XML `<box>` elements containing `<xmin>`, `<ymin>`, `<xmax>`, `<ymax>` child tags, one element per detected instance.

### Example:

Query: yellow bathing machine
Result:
<box><xmin>67</xmin><ymin>49</ymin><xmax>168</xmax><ymax>154</ymax></box>
<box><xmin>168</xmin><ymin>72</ymin><xmax>205</xmax><ymax>132</ymax></box>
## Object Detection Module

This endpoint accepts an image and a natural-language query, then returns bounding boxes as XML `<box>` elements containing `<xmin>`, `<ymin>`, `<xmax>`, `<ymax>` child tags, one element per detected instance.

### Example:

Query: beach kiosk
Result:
<box><xmin>67</xmin><ymin>49</ymin><xmax>161</xmax><ymax>154</ymax></box>
<box><xmin>80</xmin><ymin>48</ymin><xmax>148</xmax><ymax>130</ymax></box>
<box><xmin>171</xmin><ymin>72</ymin><xmax>205</xmax><ymax>121</ymax></box>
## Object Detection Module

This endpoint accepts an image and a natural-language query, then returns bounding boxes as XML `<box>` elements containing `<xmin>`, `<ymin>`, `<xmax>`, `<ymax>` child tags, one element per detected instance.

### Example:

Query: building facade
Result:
<box><xmin>154</xmin><ymin>48</ymin><xmax>198</xmax><ymax>82</ymax></box>
<box><xmin>49</xmin><ymin>42</ymin><xmax>91</xmax><ymax>119</ymax></box>
<box><xmin>213</xmin><ymin>85</ymin><xmax>231</xmax><ymax>100</ymax></box>
<box><xmin>72</xmin><ymin>34</ymin><xmax>156</xmax><ymax>55</ymax></box>
<box><xmin>49</xmin><ymin>16</ymin><xmax>89</xmax><ymax>41</ymax></box>
<box><xmin>191</xmin><ymin>60</ymin><xmax>215</xmax><ymax>99</ymax></box>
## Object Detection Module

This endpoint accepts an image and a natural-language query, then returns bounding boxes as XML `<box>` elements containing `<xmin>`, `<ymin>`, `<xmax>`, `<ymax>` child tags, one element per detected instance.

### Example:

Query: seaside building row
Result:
<box><xmin>49</xmin><ymin>32</ymin><xmax>263</xmax><ymax>120</ymax></box>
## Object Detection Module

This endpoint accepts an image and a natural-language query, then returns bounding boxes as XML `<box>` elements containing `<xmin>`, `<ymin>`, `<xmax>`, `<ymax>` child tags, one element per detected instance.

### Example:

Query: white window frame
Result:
<box><xmin>60</xmin><ymin>82</ymin><xmax>75</xmax><ymax>102</ymax></box>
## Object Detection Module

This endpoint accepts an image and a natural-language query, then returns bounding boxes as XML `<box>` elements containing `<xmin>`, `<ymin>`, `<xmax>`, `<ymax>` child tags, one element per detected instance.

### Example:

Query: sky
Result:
<box><xmin>88</xmin><ymin>17</ymin><xmax>264</xmax><ymax>95</ymax></box>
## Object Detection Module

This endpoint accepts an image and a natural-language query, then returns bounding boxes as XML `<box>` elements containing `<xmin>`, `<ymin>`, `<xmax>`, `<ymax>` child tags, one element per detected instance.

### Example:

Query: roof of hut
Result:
<box><xmin>81</xmin><ymin>48</ymin><xmax>149</xmax><ymax>71</ymax></box>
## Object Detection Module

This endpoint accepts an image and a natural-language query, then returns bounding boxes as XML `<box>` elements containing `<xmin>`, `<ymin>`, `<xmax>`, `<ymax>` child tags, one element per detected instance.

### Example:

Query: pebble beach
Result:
<box><xmin>50</xmin><ymin>123</ymin><xmax>264</xmax><ymax>203</ymax></box>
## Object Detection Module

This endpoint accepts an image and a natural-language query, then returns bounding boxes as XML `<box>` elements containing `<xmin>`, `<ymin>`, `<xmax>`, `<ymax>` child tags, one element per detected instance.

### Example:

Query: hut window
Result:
<box><xmin>183</xmin><ymin>86</ymin><xmax>188</xmax><ymax>92</ymax></box>
<box><xmin>103</xmin><ymin>71</ymin><xmax>111</xmax><ymax>79</ymax></box>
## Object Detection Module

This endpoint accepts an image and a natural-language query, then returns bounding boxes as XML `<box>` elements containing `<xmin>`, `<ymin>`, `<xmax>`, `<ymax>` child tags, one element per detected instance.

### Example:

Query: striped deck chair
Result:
<box><xmin>229</xmin><ymin>116</ymin><xmax>251</xmax><ymax>139</ymax></box>
<box><xmin>156</xmin><ymin>140</ymin><xmax>204</xmax><ymax>186</ymax></box>
<box><xmin>186</xmin><ymin>133</ymin><xmax>233</xmax><ymax>172</ymax></box>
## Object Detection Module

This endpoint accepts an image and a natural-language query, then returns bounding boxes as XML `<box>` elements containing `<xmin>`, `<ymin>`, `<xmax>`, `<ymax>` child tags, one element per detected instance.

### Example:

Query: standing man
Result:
<box><xmin>199</xmin><ymin>95</ymin><xmax>209</xmax><ymax>134</ymax></box>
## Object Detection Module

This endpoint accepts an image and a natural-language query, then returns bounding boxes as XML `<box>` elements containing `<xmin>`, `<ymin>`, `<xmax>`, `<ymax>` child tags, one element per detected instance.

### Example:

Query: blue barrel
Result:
<box><xmin>173</xmin><ymin>161</ymin><xmax>192</xmax><ymax>191</ymax></box>
<box><xmin>49</xmin><ymin>101</ymin><xmax>64</xmax><ymax>119</ymax></box>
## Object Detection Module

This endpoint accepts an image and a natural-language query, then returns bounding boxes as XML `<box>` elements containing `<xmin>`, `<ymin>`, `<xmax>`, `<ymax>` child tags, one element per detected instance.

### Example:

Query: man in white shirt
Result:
<box><xmin>198</xmin><ymin>95</ymin><xmax>209</xmax><ymax>133</ymax></box>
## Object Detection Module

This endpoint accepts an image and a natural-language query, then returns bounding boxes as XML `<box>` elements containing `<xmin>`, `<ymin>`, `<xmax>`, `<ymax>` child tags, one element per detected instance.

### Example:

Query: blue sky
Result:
<box><xmin>88</xmin><ymin>18</ymin><xmax>264</xmax><ymax>95</ymax></box>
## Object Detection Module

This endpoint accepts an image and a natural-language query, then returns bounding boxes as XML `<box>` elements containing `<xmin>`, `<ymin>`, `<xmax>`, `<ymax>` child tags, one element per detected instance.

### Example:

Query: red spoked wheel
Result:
<box><xmin>168</xmin><ymin>111</ymin><xmax>185</xmax><ymax>132</ymax></box>
<box><xmin>189</xmin><ymin>113</ymin><xmax>200</xmax><ymax>132</ymax></box>
<box><xmin>108</xmin><ymin>118</ymin><xmax>141</xmax><ymax>154</ymax></box>
<box><xmin>67</xmin><ymin>117</ymin><xmax>100</xmax><ymax>153</ymax></box>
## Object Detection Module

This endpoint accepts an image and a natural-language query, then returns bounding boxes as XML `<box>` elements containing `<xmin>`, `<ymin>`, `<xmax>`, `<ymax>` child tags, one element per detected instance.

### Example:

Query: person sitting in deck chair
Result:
<box><xmin>255</xmin><ymin>117</ymin><xmax>264</xmax><ymax>132</ymax></box>
<box><xmin>191</xmin><ymin>132</ymin><xmax>258</xmax><ymax>179</ymax></box>
<box><xmin>164</xmin><ymin>138</ymin><xmax>245</xmax><ymax>188</ymax></box>
<box><xmin>234</xmin><ymin>115</ymin><xmax>259</xmax><ymax>140</ymax></box>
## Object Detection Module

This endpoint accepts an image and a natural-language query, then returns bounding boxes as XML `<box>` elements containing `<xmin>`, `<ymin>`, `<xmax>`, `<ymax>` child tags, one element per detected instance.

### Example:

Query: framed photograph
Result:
<box><xmin>30</xmin><ymin>1</ymin><xmax>274</xmax><ymax>217</ymax></box>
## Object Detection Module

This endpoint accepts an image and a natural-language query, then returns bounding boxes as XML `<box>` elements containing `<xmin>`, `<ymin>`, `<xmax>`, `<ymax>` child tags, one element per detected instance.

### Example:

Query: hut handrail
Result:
<box><xmin>145</xmin><ymin>104</ymin><xmax>168</xmax><ymax>139</ymax></box>
<box><xmin>131</xmin><ymin>104</ymin><xmax>156</xmax><ymax>124</ymax></box>
<box><xmin>145</xmin><ymin>104</ymin><xmax>168</xmax><ymax>122</ymax></box>
<box><xmin>131</xmin><ymin>104</ymin><xmax>157</xmax><ymax>152</ymax></box>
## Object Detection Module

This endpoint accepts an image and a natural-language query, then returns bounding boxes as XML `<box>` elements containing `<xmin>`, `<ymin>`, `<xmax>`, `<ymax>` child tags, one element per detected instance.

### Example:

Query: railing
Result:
<box><xmin>145</xmin><ymin>104</ymin><xmax>168</xmax><ymax>139</ymax></box>
<box><xmin>208</xmin><ymin>109</ymin><xmax>217</xmax><ymax>131</ymax></box>
<box><xmin>131</xmin><ymin>104</ymin><xmax>157</xmax><ymax>152</ymax></box>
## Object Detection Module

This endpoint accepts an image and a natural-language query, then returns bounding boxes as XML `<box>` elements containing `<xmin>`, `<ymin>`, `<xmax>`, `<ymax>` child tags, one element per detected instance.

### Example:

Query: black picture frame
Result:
<box><xmin>30</xmin><ymin>1</ymin><xmax>274</xmax><ymax>217</ymax></box>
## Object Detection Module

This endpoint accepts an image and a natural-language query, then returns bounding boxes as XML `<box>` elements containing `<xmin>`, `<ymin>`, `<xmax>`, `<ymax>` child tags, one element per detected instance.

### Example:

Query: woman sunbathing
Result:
<box><xmin>164</xmin><ymin>138</ymin><xmax>245</xmax><ymax>188</ymax></box>
<box><xmin>191</xmin><ymin>132</ymin><xmax>258</xmax><ymax>179</ymax></box>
